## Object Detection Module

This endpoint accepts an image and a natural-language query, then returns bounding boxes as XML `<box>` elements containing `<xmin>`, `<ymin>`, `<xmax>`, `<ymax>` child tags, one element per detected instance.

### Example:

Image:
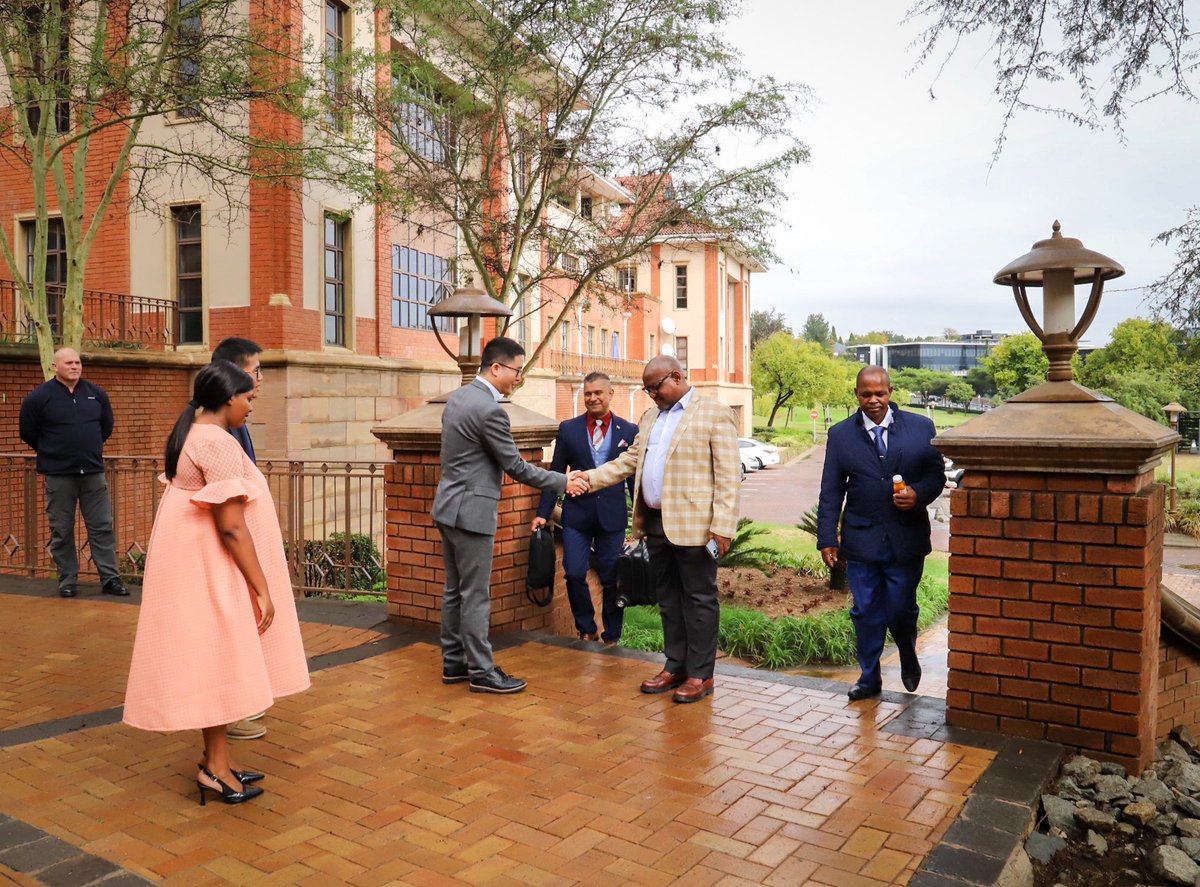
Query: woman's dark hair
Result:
<box><xmin>164</xmin><ymin>360</ymin><xmax>254</xmax><ymax>479</ymax></box>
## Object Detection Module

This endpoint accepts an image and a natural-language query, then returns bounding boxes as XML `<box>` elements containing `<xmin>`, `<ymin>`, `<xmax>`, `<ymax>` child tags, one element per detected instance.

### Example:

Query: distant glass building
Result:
<box><xmin>848</xmin><ymin>330</ymin><xmax>1005</xmax><ymax>375</ymax></box>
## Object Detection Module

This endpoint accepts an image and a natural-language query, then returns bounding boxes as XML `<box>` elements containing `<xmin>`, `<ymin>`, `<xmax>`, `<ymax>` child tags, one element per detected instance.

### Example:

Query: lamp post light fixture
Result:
<box><xmin>428</xmin><ymin>286</ymin><xmax>513</xmax><ymax>385</ymax></box>
<box><xmin>993</xmin><ymin>220</ymin><xmax>1124</xmax><ymax>384</ymax></box>
<box><xmin>1165</xmin><ymin>401</ymin><xmax>1187</xmax><ymax>514</ymax></box>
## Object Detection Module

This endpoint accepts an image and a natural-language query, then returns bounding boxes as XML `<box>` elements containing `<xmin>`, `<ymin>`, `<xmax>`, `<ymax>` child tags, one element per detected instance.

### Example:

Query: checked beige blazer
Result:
<box><xmin>586</xmin><ymin>391</ymin><xmax>741</xmax><ymax>547</ymax></box>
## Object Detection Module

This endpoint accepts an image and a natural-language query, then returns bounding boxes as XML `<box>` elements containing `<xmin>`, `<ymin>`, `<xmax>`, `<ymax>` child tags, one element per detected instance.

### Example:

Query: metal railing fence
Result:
<box><xmin>0</xmin><ymin>280</ymin><xmax>181</xmax><ymax>350</ymax></box>
<box><xmin>0</xmin><ymin>454</ymin><xmax>385</xmax><ymax>597</ymax></box>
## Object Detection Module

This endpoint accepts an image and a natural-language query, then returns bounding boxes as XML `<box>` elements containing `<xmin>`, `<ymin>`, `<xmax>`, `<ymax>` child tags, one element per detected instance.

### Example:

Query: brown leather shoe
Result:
<box><xmin>640</xmin><ymin>670</ymin><xmax>686</xmax><ymax>694</ymax></box>
<box><xmin>578</xmin><ymin>631</ymin><xmax>599</xmax><ymax>641</ymax></box>
<box><xmin>672</xmin><ymin>678</ymin><xmax>714</xmax><ymax>704</ymax></box>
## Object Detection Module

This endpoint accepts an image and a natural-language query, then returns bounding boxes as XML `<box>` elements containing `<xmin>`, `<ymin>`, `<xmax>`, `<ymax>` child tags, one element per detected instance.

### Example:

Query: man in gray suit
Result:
<box><xmin>434</xmin><ymin>337</ymin><xmax>589</xmax><ymax>693</ymax></box>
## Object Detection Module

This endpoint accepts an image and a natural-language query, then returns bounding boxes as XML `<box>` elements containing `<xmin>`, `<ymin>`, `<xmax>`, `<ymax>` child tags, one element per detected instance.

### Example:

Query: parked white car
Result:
<box><xmin>739</xmin><ymin>438</ymin><xmax>781</xmax><ymax>469</ymax></box>
<box><xmin>739</xmin><ymin>450</ymin><xmax>760</xmax><ymax>480</ymax></box>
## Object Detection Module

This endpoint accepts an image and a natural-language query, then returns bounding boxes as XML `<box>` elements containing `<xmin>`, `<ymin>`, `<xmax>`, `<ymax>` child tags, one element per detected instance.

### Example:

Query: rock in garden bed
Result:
<box><xmin>1030</xmin><ymin>727</ymin><xmax>1200</xmax><ymax>886</ymax></box>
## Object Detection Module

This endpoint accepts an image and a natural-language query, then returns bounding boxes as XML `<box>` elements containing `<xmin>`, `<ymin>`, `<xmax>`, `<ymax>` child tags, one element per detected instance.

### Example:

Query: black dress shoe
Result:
<box><xmin>847</xmin><ymin>684</ymin><xmax>881</xmax><ymax>701</ymax></box>
<box><xmin>102</xmin><ymin>578</ymin><xmax>130</xmax><ymax>596</ymax></box>
<box><xmin>59</xmin><ymin>585</ymin><xmax>77</xmax><ymax>598</ymax></box>
<box><xmin>899</xmin><ymin>645</ymin><xmax>922</xmax><ymax>693</ymax></box>
<box><xmin>442</xmin><ymin>665</ymin><xmax>469</xmax><ymax>684</ymax></box>
<box><xmin>469</xmin><ymin>667</ymin><xmax>527</xmax><ymax>694</ymax></box>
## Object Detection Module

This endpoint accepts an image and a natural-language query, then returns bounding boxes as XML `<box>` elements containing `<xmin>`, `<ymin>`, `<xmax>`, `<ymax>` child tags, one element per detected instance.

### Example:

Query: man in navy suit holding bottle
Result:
<box><xmin>818</xmin><ymin>366</ymin><xmax>944</xmax><ymax>701</ymax></box>
<box><xmin>534</xmin><ymin>372</ymin><xmax>638</xmax><ymax>644</ymax></box>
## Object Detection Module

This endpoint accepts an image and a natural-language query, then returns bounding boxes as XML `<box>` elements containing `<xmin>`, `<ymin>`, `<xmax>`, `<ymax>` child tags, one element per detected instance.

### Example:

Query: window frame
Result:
<box><xmin>392</xmin><ymin>69</ymin><xmax>452</xmax><ymax>163</ymax></box>
<box><xmin>676</xmin><ymin>336</ymin><xmax>688</xmax><ymax>372</ymax></box>
<box><xmin>172</xmin><ymin>203</ymin><xmax>204</xmax><ymax>345</ymax></box>
<box><xmin>323</xmin><ymin>212</ymin><xmax>348</xmax><ymax>347</ymax></box>
<box><xmin>674</xmin><ymin>264</ymin><xmax>688</xmax><ymax>309</ymax></box>
<box><xmin>391</xmin><ymin>244</ymin><xmax>452</xmax><ymax>332</ymax></box>
<box><xmin>323</xmin><ymin>0</ymin><xmax>349</xmax><ymax>130</ymax></box>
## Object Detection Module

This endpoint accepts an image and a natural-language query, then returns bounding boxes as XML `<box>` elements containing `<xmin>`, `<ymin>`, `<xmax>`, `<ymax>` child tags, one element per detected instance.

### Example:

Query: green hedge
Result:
<box><xmin>619</xmin><ymin>571</ymin><xmax>950</xmax><ymax>669</ymax></box>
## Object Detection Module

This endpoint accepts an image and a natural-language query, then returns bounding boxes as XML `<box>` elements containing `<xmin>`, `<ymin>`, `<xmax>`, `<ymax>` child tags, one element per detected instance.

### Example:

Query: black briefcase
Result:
<box><xmin>616</xmin><ymin>539</ymin><xmax>656</xmax><ymax>608</ymax></box>
<box><xmin>526</xmin><ymin>527</ymin><xmax>557</xmax><ymax>607</ymax></box>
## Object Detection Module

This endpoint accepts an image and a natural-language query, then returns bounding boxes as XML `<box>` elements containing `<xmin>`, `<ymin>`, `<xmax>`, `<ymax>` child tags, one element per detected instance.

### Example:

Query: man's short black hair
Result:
<box><xmin>212</xmin><ymin>337</ymin><xmax>263</xmax><ymax>370</ymax></box>
<box><xmin>583</xmin><ymin>372</ymin><xmax>611</xmax><ymax>385</ymax></box>
<box><xmin>480</xmin><ymin>337</ymin><xmax>525</xmax><ymax>370</ymax></box>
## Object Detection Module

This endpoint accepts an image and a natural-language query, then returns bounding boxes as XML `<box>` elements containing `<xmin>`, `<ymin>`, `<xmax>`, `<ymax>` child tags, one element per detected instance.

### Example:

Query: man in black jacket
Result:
<box><xmin>19</xmin><ymin>348</ymin><xmax>128</xmax><ymax>599</ymax></box>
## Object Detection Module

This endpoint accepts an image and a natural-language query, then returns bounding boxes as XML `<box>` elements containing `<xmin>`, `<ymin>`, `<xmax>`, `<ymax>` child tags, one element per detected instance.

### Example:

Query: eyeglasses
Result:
<box><xmin>250</xmin><ymin>368</ymin><xmax>263</xmax><ymax>380</ymax></box>
<box><xmin>642</xmin><ymin>373</ymin><xmax>674</xmax><ymax>396</ymax></box>
<box><xmin>496</xmin><ymin>362</ymin><xmax>524</xmax><ymax>377</ymax></box>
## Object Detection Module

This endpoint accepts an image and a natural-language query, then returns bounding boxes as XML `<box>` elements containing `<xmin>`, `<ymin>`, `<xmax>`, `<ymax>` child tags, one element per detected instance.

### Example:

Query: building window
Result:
<box><xmin>561</xmin><ymin>253</ymin><xmax>580</xmax><ymax>273</ymax></box>
<box><xmin>559</xmin><ymin>319</ymin><xmax>569</xmax><ymax>352</ymax></box>
<box><xmin>324</xmin><ymin>0</ymin><xmax>347</xmax><ymax>129</ymax></box>
<box><xmin>617</xmin><ymin>267</ymin><xmax>636</xmax><ymax>293</ymax></box>
<box><xmin>173</xmin><ymin>205</ymin><xmax>203</xmax><ymax>344</ymax></box>
<box><xmin>675</xmin><ymin>265</ymin><xmax>688</xmax><ymax>309</ymax></box>
<box><xmin>391</xmin><ymin>245</ymin><xmax>451</xmax><ymax>332</ymax></box>
<box><xmin>24</xmin><ymin>218</ymin><xmax>67</xmax><ymax>286</ymax></box>
<box><xmin>174</xmin><ymin>0</ymin><xmax>202</xmax><ymax>118</ymax></box>
<box><xmin>23</xmin><ymin>1</ymin><xmax>70</xmax><ymax>135</ymax></box>
<box><xmin>579</xmin><ymin>196</ymin><xmax>593</xmax><ymax>219</ymax></box>
<box><xmin>324</xmin><ymin>213</ymin><xmax>347</xmax><ymax>346</ymax></box>
<box><xmin>611</xmin><ymin>331</ymin><xmax>620</xmax><ymax>358</ymax></box>
<box><xmin>22</xmin><ymin>218</ymin><xmax>66</xmax><ymax>334</ymax></box>
<box><xmin>393</xmin><ymin>71</ymin><xmax>449</xmax><ymax>162</ymax></box>
<box><xmin>587</xmin><ymin>325</ymin><xmax>595</xmax><ymax>355</ymax></box>
<box><xmin>676</xmin><ymin>336</ymin><xmax>688</xmax><ymax>372</ymax></box>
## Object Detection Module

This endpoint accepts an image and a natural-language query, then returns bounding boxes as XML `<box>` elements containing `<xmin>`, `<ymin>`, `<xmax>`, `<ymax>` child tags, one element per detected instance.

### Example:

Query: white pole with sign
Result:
<box><xmin>810</xmin><ymin>409</ymin><xmax>819</xmax><ymax>442</ymax></box>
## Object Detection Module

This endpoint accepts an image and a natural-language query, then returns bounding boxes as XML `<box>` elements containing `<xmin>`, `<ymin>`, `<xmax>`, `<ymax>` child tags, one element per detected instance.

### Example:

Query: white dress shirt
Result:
<box><xmin>641</xmin><ymin>387</ymin><xmax>693</xmax><ymax>509</ymax></box>
<box><xmin>477</xmin><ymin>376</ymin><xmax>504</xmax><ymax>402</ymax></box>
<box><xmin>862</xmin><ymin>408</ymin><xmax>894</xmax><ymax>455</ymax></box>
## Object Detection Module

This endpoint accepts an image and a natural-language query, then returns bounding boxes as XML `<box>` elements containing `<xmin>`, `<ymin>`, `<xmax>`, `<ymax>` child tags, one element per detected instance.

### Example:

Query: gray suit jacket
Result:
<box><xmin>433</xmin><ymin>378</ymin><xmax>567</xmax><ymax>536</ymax></box>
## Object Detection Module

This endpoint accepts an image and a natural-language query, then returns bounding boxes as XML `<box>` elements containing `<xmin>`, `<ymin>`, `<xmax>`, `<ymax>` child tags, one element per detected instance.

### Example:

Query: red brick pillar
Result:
<box><xmin>946</xmin><ymin>469</ymin><xmax>1164</xmax><ymax>770</ymax></box>
<box><xmin>373</xmin><ymin>395</ymin><xmax>561</xmax><ymax>635</ymax></box>
<box><xmin>937</xmin><ymin>384</ymin><xmax>1175</xmax><ymax>775</ymax></box>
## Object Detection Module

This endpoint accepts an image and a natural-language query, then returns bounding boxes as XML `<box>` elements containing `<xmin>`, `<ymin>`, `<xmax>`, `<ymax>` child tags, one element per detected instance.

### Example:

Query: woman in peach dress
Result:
<box><xmin>124</xmin><ymin>360</ymin><xmax>309</xmax><ymax>805</ymax></box>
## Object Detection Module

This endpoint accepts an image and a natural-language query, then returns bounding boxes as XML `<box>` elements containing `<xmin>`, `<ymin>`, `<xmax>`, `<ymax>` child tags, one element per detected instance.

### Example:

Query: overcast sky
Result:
<box><xmin>724</xmin><ymin>1</ymin><xmax>1200</xmax><ymax>345</ymax></box>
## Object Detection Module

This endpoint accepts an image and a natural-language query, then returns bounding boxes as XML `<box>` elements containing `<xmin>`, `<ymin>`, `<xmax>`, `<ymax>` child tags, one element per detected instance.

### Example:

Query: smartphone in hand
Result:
<box><xmin>705</xmin><ymin>538</ymin><xmax>720</xmax><ymax>560</ymax></box>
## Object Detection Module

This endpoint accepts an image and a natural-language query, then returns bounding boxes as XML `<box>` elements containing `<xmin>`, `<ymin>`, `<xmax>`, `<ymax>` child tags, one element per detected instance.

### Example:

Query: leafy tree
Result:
<box><xmin>1094</xmin><ymin>370</ymin><xmax>1183</xmax><ymax>422</ymax></box>
<box><xmin>0</xmin><ymin>0</ymin><xmax>337</xmax><ymax>376</ymax></box>
<box><xmin>801</xmin><ymin>313</ymin><xmax>831</xmax><ymax>346</ymax></box>
<box><xmin>1077</xmin><ymin>318</ymin><xmax>1178</xmax><ymax>390</ymax></box>
<box><xmin>751</xmin><ymin>308</ymin><xmax>792</xmax><ymax>349</ymax></box>
<box><xmin>907</xmin><ymin>0</ymin><xmax>1200</xmax><ymax>328</ymax></box>
<box><xmin>980</xmin><ymin>332</ymin><xmax>1048</xmax><ymax>398</ymax></box>
<box><xmin>942</xmin><ymin>327</ymin><xmax>960</xmax><ymax>340</ymax></box>
<box><xmin>846</xmin><ymin>331</ymin><xmax>889</xmax><ymax>346</ymax></box>
<box><xmin>891</xmin><ymin>368</ymin><xmax>955</xmax><ymax>400</ymax></box>
<box><xmin>752</xmin><ymin>335</ymin><xmax>845</xmax><ymax>426</ymax></box>
<box><xmin>945</xmin><ymin>379</ymin><xmax>976</xmax><ymax>407</ymax></box>
<box><xmin>966</xmin><ymin>367</ymin><xmax>998</xmax><ymax>397</ymax></box>
<box><xmin>752</xmin><ymin>333</ymin><xmax>804</xmax><ymax>426</ymax></box>
<box><xmin>355</xmin><ymin>0</ymin><xmax>810</xmax><ymax>374</ymax></box>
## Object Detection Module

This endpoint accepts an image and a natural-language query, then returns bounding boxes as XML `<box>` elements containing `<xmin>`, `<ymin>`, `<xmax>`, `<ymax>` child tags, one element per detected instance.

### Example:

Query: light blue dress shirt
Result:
<box><xmin>641</xmin><ymin>387</ymin><xmax>693</xmax><ymax>508</ymax></box>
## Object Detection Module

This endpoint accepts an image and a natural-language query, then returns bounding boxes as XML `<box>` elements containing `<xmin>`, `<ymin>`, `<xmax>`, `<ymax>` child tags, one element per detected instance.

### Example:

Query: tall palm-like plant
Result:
<box><xmin>797</xmin><ymin>505</ymin><xmax>847</xmax><ymax>590</ymax></box>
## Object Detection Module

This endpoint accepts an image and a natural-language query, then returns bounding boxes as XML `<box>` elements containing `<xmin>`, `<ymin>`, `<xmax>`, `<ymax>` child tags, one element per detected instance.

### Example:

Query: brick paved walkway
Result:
<box><xmin>0</xmin><ymin>578</ymin><xmax>1054</xmax><ymax>886</ymax></box>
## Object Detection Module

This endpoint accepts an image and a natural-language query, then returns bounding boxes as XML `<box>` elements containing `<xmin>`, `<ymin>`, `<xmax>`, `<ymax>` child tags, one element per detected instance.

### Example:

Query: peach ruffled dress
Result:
<box><xmin>124</xmin><ymin>424</ymin><xmax>310</xmax><ymax>731</ymax></box>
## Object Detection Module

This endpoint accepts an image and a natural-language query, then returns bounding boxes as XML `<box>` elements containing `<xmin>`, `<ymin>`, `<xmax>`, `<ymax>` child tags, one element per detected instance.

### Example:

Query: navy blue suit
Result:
<box><xmin>818</xmin><ymin>404</ymin><xmax>943</xmax><ymax>690</ymax></box>
<box><xmin>537</xmin><ymin>413</ymin><xmax>637</xmax><ymax>640</ymax></box>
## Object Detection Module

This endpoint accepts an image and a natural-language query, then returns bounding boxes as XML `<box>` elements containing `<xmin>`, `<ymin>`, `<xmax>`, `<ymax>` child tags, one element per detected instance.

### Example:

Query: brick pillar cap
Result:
<box><xmin>935</xmin><ymin>391</ymin><xmax>1178</xmax><ymax>475</ymax></box>
<box><xmin>373</xmin><ymin>394</ymin><xmax>558</xmax><ymax>452</ymax></box>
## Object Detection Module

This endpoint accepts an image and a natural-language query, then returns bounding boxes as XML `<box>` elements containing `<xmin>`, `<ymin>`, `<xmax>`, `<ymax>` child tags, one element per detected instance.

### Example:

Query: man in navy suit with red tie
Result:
<box><xmin>534</xmin><ymin>372</ymin><xmax>638</xmax><ymax>643</ymax></box>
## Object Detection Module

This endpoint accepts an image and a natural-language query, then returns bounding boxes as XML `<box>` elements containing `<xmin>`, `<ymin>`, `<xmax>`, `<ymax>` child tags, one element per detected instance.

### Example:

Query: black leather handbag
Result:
<box><xmin>526</xmin><ymin>527</ymin><xmax>557</xmax><ymax>607</ymax></box>
<box><xmin>616</xmin><ymin>539</ymin><xmax>656</xmax><ymax>608</ymax></box>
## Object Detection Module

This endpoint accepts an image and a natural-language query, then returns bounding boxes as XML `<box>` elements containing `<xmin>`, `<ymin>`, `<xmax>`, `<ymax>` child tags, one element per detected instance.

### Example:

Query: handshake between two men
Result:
<box><xmin>565</xmin><ymin>469</ymin><xmax>590</xmax><ymax>498</ymax></box>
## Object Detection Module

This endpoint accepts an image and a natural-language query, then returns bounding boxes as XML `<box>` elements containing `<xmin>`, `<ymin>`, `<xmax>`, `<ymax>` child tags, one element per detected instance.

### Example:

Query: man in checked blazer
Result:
<box><xmin>433</xmin><ymin>337</ymin><xmax>588</xmax><ymax>695</ymax></box>
<box><xmin>585</xmin><ymin>356</ymin><xmax>741</xmax><ymax>703</ymax></box>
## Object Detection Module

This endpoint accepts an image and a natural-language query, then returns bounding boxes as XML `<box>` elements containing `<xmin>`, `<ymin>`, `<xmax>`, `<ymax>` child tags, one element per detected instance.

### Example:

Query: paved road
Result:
<box><xmin>739</xmin><ymin>444</ymin><xmax>951</xmax><ymax>552</ymax></box>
